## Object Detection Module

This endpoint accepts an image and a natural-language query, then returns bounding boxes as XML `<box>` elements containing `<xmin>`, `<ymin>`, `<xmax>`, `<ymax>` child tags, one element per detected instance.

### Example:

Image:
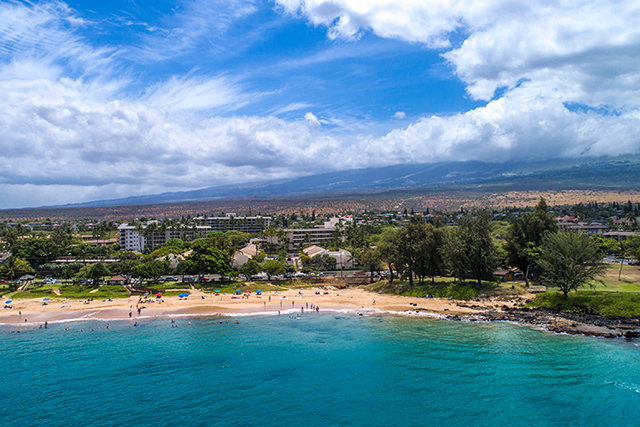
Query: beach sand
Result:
<box><xmin>0</xmin><ymin>286</ymin><xmax>516</xmax><ymax>325</ymax></box>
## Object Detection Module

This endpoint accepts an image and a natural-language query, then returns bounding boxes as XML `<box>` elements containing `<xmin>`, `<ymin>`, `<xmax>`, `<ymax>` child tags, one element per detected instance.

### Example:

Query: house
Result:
<box><xmin>107</xmin><ymin>275</ymin><xmax>127</xmax><ymax>285</ymax></box>
<box><xmin>232</xmin><ymin>244</ymin><xmax>260</xmax><ymax>268</ymax></box>
<box><xmin>493</xmin><ymin>268</ymin><xmax>521</xmax><ymax>282</ymax></box>
<box><xmin>302</xmin><ymin>245</ymin><xmax>326</xmax><ymax>258</ymax></box>
<box><xmin>302</xmin><ymin>245</ymin><xmax>354</xmax><ymax>269</ymax></box>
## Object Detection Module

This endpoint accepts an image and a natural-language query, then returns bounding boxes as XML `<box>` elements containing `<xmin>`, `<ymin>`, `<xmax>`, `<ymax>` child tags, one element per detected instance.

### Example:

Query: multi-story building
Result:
<box><xmin>266</xmin><ymin>217</ymin><xmax>352</xmax><ymax>252</ymax></box>
<box><xmin>195</xmin><ymin>213</ymin><xmax>271</xmax><ymax>234</ymax></box>
<box><xmin>118</xmin><ymin>222</ymin><xmax>210</xmax><ymax>252</ymax></box>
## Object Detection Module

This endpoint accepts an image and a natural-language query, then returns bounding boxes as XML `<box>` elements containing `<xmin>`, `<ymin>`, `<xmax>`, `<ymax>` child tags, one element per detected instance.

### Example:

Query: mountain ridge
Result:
<box><xmin>44</xmin><ymin>155</ymin><xmax>640</xmax><ymax>209</ymax></box>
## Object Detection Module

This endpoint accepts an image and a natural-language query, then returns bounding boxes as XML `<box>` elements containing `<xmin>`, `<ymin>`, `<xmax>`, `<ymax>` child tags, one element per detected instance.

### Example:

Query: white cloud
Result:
<box><xmin>3</xmin><ymin>0</ymin><xmax>640</xmax><ymax>209</ymax></box>
<box><xmin>279</xmin><ymin>0</ymin><xmax>640</xmax><ymax>109</ymax></box>
<box><xmin>127</xmin><ymin>0</ymin><xmax>259</xmax><ymax>62</ymax></box>
<box><xmin>0</xmin><ymin>1</ymin><xmax>116</xmax><ymax>81</ymax></box>
<box><xmin>276</xmin><ymin>0</ymin><xmax>459</xmax><ymax>46</ymax></box>
<box><xmin>304</xmin><ymin>112</ymin><xmax>321</xmax><ymax>127</ymax></box>
<box><xmin>0</xmin><ymin>78</ymin><xmax>345</xmax><ymax>195</ymax></box>
<box><xmin>141</xmin><ymin>73</ymin><xmax>250</xmax><ymax>112</ymax></box>
<box><xmin>359</xmin><ymin>94</ymin><xmax>640</xmax><ymax>167</ymax></box>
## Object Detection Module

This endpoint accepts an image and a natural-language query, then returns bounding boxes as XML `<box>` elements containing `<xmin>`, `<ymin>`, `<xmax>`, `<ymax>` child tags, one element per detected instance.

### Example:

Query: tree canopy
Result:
<box><xmin>537</xmin><ymin>232</ymin><xmax>607</xmax><ymax>298</ymax></box>
<box><xmin>505</xmin><ymin>197</ymin><xmax>557</xmax><ymax>283</ymax></box>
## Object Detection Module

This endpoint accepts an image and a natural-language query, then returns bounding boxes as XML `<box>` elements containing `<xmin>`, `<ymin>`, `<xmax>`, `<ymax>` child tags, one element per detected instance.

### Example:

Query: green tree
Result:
<box><xmin>505</xmin><ymin>197</ymin><xmax>557</xmax><ymax>284</ymax></box>
<box><xmin>537</xmin><ymin>232</ymin><xmax>607</xmax><ymax>299</ymax></box>
<box><xmin>239</xmin><ymin>259</ymin><xmax>261</xmax><ymax>280</ymax></box>
<box><xmin>133</xmin><ymin>260</ymin><xmax>169</xmax><ymax>284</ymax></box>
<box><xmin>310</xmin><ymin>253</ymin><xmax>336</xmax><ymax>271</ymax></box>
<box><xmin>12</xmin><ymin>237</ymin><xmax>59</xmax><ymax>267</ymax></box>
<box><xmin>415</xmin><ymin>224</ymin><xmax>446</xmax><ymax>283</ymax></box>
<box><xmin>87</xmin><ymin>262</ymin><xmax>110</xmax><ymax>284</ymax></box>
<box><xmin>0</xmin><ymin>256</ymin><xmax>34</xmax><ymax>289</ymax></box>
<box><xmin>360</xmin><ymin>248</ymin><xmax>383</xmax><ymax>283</ymax></box>
<box><xmin>188</xmin><ymin>240</ymin><xmax>233</xmax><ymax>279</ymax></box>
<box><xmin>441</xmin><ymin>210</ymin><xmax>497</xmax><ymax>286</ymax></box>
<box><xmin>61</xmin><ymin>268</ymin><xmax>75</xmax><ymax>281</ymax></box>
<box><xmin>441</xmin><ymin>226</ymin><xmax>470</xmax><ymax>283</ymax></box>
<box><xmin>377</xmin><ymin>228</ymin><xmax>401</xmax><ymax>283</ymax></box>
<box><xmin>261</xmin><ymin>259</ymin><xmax>286</xmax><ymax>280</ymax></box>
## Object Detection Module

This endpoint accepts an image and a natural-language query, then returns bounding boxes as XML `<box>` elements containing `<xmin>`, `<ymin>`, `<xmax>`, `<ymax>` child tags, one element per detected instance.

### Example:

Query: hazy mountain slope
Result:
<box><xmin>55</xmin><ymin>156</ymin><xmax>640</xmax><ymax>208</ymax></box>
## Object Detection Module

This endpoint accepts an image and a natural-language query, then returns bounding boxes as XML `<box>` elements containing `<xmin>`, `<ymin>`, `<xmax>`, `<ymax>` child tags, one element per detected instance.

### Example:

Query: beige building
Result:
<box><xmin>232</xmin><ymin>244</ymin><xmax>260</xmax><ymax>267</ymax></box>
<box><xmin>302</xmin><ymin>245</ymin><xmax>354</xmax><ymax>269</ymax></box>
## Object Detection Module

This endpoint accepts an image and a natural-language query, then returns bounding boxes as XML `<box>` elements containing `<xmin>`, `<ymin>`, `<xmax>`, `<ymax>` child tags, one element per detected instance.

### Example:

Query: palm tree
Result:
<box><xmin>0</xmin><ymin>256</ymin><xmax>34</xmax><ymax>290</ymax></box>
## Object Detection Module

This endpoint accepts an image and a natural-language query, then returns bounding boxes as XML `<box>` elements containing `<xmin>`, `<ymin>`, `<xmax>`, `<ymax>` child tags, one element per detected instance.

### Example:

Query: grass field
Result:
<box><xmin>541</xmin><ymin>263</ymin><xmax>640</xmax><ymax>294</ymax></box>
<box><xmin>530</xmin><ymin>291</ymin><xmax>640</xmax><ymax>318</ymax></box>
<box><xmin>7</xmin><ymin>284</ymin><xmax>130</xmax><ymax>300</ymax></box>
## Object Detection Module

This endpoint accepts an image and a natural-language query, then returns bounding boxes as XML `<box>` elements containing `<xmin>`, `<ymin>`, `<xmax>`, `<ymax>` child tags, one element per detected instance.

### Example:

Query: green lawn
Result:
<box><xmin>10</xmin><ymin>284</ymin><xmax>131</xmax><ymax>300</ymax></box>
<box><xmin>530</xmin><ymin>291</ymin><xmax>640</xmax><ymax>318</ymax></box>
<box><xmin>542</xmin><ymin>263</ymin><xmax>640</xmax><ymax>294</ymax></box>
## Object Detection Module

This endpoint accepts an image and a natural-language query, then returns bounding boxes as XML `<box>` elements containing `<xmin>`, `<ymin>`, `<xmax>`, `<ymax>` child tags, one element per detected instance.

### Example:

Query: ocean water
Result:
<box><xmin>1</xmin><ymin>313</ymin><xmax>640</xmax><ymax>427</ymax></box>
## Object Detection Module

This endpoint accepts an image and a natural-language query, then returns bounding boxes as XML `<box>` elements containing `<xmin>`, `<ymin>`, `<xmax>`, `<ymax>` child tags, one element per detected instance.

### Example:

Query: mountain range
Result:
<box><xmin>56</xmin><ymin>155</ymin><xmax>640</xmax><ymax>208</ymax></box>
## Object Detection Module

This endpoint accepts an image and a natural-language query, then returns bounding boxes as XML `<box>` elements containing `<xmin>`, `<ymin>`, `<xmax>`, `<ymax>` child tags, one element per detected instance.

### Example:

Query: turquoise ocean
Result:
<box><xmin>2</xmin><ymin>312</ymin><xmax>640</xmax><ymax>427</ymax></box>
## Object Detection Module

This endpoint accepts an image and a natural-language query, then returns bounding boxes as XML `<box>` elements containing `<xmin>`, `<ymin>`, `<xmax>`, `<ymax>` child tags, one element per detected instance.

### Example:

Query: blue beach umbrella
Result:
<box><xmin>5</xmin><ymin>300</ymin><xmax>12</xmax><ymax>304</ymax></box>
<box><xmin>236</xmin><ymin>289</ymin><xmax>242</xmax><ymax>292</ymax></box>
<box><xmin>215</xmin><ymin>290</ymin><xmax>220</xmax><ymax>293</ymax></box>
<box><xmin>43</xmin><ymin>298</ymin><xmax>50</xmax><ymax>301</ymax></box>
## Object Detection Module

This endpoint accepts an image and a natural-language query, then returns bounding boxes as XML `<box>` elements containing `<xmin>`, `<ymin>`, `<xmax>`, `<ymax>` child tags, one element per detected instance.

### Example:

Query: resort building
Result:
<box><xmin>266</xmin><ymin>217</ymin><xmax>352</xmax><ymax>252</ymax></box>
<box><xmin>118</xmin><ymin>222</ymin><xmax>210</xmax><ymax>252</ymax></box>
<box><xmin>195</xmin><ymin>213</ymin><xmax>271</xmax><ymax>234</ymax></box>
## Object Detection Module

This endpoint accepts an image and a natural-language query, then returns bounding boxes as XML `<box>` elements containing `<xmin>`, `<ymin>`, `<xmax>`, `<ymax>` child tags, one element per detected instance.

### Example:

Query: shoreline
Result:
<box><xmin>2</xmin><ymin>286</ymin><xmax>639</xmax><ymax>338</ymax></box>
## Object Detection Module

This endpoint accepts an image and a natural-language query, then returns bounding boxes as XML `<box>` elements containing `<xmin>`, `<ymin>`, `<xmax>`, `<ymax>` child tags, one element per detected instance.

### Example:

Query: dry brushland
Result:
<box><xmin>3</xmin><ymin>189</ymin><xmax>640</xmax><ymax>221</ymax></box>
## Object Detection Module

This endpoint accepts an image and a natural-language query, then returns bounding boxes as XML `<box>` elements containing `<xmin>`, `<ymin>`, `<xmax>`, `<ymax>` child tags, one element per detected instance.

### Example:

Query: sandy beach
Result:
<box><xmin>0</xmin><ymin>286</ymin><xmax>517</xmax><ymax>325</ymax></box>
<box><xmin>4</xmin><ymin>286</ymin><xmax>639</xmax><ymax>338</ymax></box>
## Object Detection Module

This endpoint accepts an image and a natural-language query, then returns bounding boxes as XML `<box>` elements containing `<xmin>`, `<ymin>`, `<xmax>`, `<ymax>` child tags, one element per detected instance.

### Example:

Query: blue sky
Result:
<box><xmin>1</xmin><ymin>0</ymin><xmax>640</xmax><ymax>208</ymax></box>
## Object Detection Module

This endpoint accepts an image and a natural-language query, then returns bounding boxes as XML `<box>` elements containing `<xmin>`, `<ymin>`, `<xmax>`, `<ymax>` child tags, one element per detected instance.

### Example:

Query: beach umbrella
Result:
<box><xmin>236</xmin><ymin>289</ymin><xmax>242</xmax><ymax>292</ymax></box>
<box><xmin>43</xmin><ymin>298</ymin><xmax>50</xmax><ymax>301</ymax></box>
<box><xmin>5</xmin><ymin>300</ymin><xmax>12</xmax><ymax>304</ymax></box>
<box><xmin>215</xmin><ymin>290</ymin><xmax>220</xmax><ymax>293</ymax></box>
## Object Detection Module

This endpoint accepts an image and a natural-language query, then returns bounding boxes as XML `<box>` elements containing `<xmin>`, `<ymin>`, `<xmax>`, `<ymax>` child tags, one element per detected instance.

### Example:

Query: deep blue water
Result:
<box><xmin>1</xmin><ymin>313</ymin><xmax>640</xmax><ymax>427</ymax></box>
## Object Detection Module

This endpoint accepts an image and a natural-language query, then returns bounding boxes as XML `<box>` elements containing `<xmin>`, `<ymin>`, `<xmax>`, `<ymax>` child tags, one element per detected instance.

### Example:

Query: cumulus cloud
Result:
<box><xmin>0</xmin><ymin>78</ymin><xmax>344</xmax><ymax>190</ymax></box>
<box><xmin>3</xmin><ymin>0</ymin><xmax>640</xmax><ymax>208</ymax></box>
<box><xmin>275</xmin><ymin>0</ymin><xmax>640</xmax><ymax>163</ymax></box>
<box><xmin>279</xmin><ymin>0</ymin><xmax>640</xmax><ymax>109</ymax></box>
<box><xmin>276</xmin><ymin>0</ymin><xmax>460</xmax><ymax>46</ymax></box>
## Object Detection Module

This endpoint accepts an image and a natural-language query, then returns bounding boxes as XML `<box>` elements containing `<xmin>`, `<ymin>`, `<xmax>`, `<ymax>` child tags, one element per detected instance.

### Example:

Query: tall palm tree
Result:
<box><xmin>0</xmin><ymin>256</ymin><xmax>34</xmax><ymax>288</ymax></box>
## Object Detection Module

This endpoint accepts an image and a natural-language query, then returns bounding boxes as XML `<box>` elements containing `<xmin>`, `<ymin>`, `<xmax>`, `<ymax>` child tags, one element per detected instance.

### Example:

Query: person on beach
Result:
<box><xmin>129</xmin><ymin>312</ymin><xmax>132</xmax><ymax>318</ymax></box>
<box><xmin>44</xmin><ymin>321</ymin><xmax>47</xmax><ymax>328</ymax></box>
